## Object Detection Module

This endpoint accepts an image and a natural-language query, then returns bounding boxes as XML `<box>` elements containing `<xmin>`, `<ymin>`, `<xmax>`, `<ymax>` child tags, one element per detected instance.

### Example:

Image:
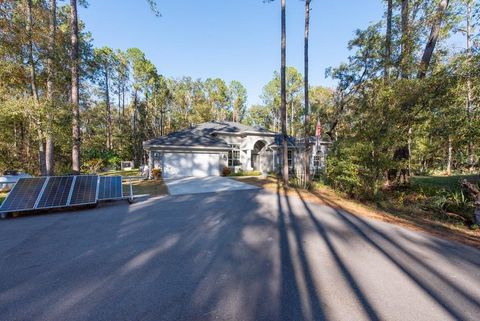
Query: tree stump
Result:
<box><xmin>461</xmin><ymin>179</ymin><xmax>480</xmax><ymax>225</ymax></box>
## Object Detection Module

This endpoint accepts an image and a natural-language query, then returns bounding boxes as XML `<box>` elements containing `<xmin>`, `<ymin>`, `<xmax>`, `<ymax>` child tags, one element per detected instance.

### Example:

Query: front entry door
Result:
<box><xmin>251</xmin><ymin>153</ymin><xmax>259</xmax><ymax>170</ymax></box>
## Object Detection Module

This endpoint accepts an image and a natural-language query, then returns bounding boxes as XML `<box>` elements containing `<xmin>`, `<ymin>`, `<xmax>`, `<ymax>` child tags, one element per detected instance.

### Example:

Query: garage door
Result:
<box><xmin>162</xmin><ymin>153</ymin><xmax>221</xmax><ymax>178</ymax></box>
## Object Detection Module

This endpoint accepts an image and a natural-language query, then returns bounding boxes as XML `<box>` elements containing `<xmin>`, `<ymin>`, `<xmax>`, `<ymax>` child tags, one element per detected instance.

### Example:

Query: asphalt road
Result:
<box><xmin>0</xmin><ymin>189</ymin><xmax>479</xmax><ymax>321</ymax></box>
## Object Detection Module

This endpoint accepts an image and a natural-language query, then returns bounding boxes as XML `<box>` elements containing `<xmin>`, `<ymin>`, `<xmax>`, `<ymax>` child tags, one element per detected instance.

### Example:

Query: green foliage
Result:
<box><xmin>0</xmin><ymin>0</ymin><xmax>250</xmax><ymax>174</ymax></box>
<box><xmin>83</xmin><ymin>149</ymin><xmax>120</xmax><ymax>170</ymax></box>
<box><xmin>326</xmin><ymin>143</ymin><xmax>363</xmax><ymax>198</ymax></box>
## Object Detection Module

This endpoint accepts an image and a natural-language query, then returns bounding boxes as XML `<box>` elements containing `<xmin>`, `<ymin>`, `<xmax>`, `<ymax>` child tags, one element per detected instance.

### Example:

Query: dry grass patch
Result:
<box><xmin>123</xmin><ymin>178</ymin><xmax>169</xmax><ymax>197</ymax></box>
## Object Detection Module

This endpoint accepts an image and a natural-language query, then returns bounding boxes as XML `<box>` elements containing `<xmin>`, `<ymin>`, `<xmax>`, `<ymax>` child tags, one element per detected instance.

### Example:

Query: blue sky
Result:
<box><xmin>79</xmin><ymin>0</ymin><xmax>384</xmax><ymax>105</ymax></box>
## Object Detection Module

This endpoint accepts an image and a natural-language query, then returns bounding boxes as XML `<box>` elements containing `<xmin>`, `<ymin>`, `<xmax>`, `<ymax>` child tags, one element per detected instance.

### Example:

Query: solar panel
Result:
<box><xmin>68</xmin><ymin>175</ymin><xmax>98</xmax><ymax>206</ymax></box>
<box><xmin>0</xmin><ymin>177</ymin><xmax>47</xmax><ymax>212</ymax></box>
<box><xmin>98</xmin><ymin>176</ymin><xmax>123</xmax><ymax>200</ymax></box>
<box><xmin>36</xmin><ymin>176</ymin><xmax>75</xmax><ymax>209</ymax></box>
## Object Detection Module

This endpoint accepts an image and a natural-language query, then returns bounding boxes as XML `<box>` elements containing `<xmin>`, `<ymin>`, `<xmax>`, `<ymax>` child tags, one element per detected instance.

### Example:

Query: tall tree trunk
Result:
<box><xmin>418</xmin><ymin>0</ymin><xmax>450</xmax><ymax>79</ymax></box>
<box><xmin>45</xmin><ymin>0</ymin><xmax>56</xmax><ymax>176</ymax></box>
<box><xmin>105</xmin><ymin>67</ymin><xmax>112</xmax><ymax>150</ymax></box>
<box><xmin>26</xmin><ymin>0</ymin><xmax>46</xmax><ymax>176</ymax></box>
<box><xmin>281</xmin><ymin>0</ymin><xmax>289</xmax><ymax>186</ymax></box>
<box><xmin>465</xmin><ymin>1</ymin><xmax>475</xmax><ymax>170</ymax></box>
<box><xmin>160</xmin><ymin>107</ymin><xmax>164</xmax><ymax>136</ymax></box>
<box><xmin>133</xmin><ymin>90</ymin><xmax>138</xmax><ymax>166</ymax></box>
<box><xmin>303</xmin><ymin>0</ymin><xmax>311</xmax><ymax>183</ymax></box>
<box><xmin>70</xmin><ymin>0</ymin><xmax>81</xmax><ymax>174</ymax></box>
<box><xmin>447</xmin><ymin>136</ymin><xmax>452</xmax><ymax>176</ymax></box>
<box><xmin>384</xmin><ymin>0</ymin><xmax>392</xmax><ymax>81</ymax></box>
<box><xmin>400</xmin><ymin>0</ymin><xmax>410</xmax><ymax>78</ymax></box>
<box><xmin>390</xmin><ymin>0</ymin><xmax>410</xmax><ymax>186</ymax></box>
<box><xmin>290</xmin><ymin>100</ymin><xmax>294</xmax><ymax>136</ymax></box>
<box><xmin>122</xmin><ymin>85</ymin><xmax>126</xmax><ymax>117</ymax></box>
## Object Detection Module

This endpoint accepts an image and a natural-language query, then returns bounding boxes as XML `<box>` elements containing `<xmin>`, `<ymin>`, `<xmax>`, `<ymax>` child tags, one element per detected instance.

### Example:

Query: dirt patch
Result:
<box><xmin>232</xmin><ymin>176</ymin><xmax>480</xmax><ymax>249</ymax></box>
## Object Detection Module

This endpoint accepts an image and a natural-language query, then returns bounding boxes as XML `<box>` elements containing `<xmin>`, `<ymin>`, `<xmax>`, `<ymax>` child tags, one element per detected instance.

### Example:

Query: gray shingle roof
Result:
<box><xmin>144</xmin><ymin>122</ymin><xmax>273</xmax><ymax>149</ymax></box>
<box><xmin>194</xmin><ymin>121</ymin><xmax>272</xmax><ymax>134</ymax></box>
<box><xmin>143</xmin><ymin>128</ymin><xmax>230</xmax><ymax>148</ymax></box>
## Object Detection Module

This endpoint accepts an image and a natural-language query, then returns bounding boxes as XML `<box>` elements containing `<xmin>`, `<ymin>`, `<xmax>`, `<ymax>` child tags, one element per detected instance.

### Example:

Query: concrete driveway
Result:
<box><xmin>164</xmin><ymin>176</ymin><xmax>259</xmax><ymax>195</ymax></box>
<box><xmin>0</xmin><ymin>189</ymin><xmax>479</xmax><ymax>321</ymax></box>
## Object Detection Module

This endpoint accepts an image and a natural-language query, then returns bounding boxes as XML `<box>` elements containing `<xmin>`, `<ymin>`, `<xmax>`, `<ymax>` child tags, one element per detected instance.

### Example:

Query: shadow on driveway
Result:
<box><xmin>0</xmin><ymin>188</ymin><xmax>479</xmax><ymax>321</ymax></box>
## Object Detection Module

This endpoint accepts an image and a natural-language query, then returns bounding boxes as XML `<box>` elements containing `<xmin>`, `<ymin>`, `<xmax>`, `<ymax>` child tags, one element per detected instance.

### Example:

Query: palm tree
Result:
<box><xmin>70</xmin><ymin>0</ymin><xmax>80</xmax><ymax>174</ymax></box>
<box><xmin>280</xmin><ymin>0</ymin><xmax>289</xmax><ymax>186</ymax></box>
<box><xmin>303</xmin><ymin>0</ymin><xmax>311</xmax><ymax>183</ymax></box>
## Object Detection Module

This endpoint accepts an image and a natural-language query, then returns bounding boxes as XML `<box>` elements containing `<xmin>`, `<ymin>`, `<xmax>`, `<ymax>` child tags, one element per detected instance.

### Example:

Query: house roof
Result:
<box><xmin>143</xmin><ymin>121</ymin><xmax>274</xmax><ymax>150</ymax></box>
<box><xmin>195</xmin><ymin>121</ymin><xmax>273</xmax><ymax>134</ymax></box>
<box><xmin>143</xmin><ymin>128</ymin><xmax>230</xmax><ymax>149</ymax></box>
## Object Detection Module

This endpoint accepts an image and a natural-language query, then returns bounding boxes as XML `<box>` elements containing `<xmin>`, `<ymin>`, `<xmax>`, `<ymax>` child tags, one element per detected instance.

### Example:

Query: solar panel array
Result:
<box><xmin>0</xmin><ymin>175</ymin><xmax>126</xmax><ymax>214</ymax></box>
<box><xmin>37</xmin><ymin>176</ymin><xmax>75</xmax><ymax>209</ymax></box>
<box><xmin>0</xmin><ymin>177</ymin><xmax>47</xmax><ymax>212</ymax></box>
<box><xmin>98</xmin><ymin>176</ymin><xmax>123</xmax><ymax>200</ymax></box>
<box><xmin>69</xmin><ymin>175</ymin><xmax>98</xmax><ymax>206</ymax></box>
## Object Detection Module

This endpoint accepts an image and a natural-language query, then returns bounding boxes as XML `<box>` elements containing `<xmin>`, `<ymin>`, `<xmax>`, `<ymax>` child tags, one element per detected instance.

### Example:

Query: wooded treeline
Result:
<box><xmin>0</xmin><ymin>0</ymin><xmax>248</xmax><ymax>174</ymax></box>
<box><xmin>1</xmin><ymin>0</ymin><xmax>479</xmax><ymax>192</ymax></box>
<box><xmin>321</xmin><ymin>0</ymin><xmax>480</xmax><ymax>198</ymax></box>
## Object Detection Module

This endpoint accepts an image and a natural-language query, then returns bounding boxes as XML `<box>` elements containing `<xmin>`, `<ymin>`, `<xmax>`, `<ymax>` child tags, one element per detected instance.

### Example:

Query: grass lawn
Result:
<box><xmin>411</xmin><ymin>175</ymin><xmax>480</xmax><ymax>192</ymax></box>
<box><xmin>99</xmin><ymin>169</ymin><xmax>169</xmax><ymax>197</ymax></box>
<box><xmin>99</xmin><ymin>169</ymin><xmax>141</xmax><ymax>177</ymax></box>
<box><xmin>123</xmin><ymin>178</ymin><xmax>168</xmax><ymax>197</ymax></box>
<box><xmin>233</xmin><ymin>176</ymin><xmax>480</xmax><ymax>249</ymax></box>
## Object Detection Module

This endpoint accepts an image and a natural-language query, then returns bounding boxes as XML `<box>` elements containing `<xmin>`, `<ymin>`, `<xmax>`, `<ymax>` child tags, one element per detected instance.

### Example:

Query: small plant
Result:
<box><xmin>222</xmin><ymin>166</ymin><xmax>231</xmax><ymax>176</ymax></box>
<box><xmin>152</xmin><ymin>168</ymin><xmax>162</xmax><ymax>180</ymax></box>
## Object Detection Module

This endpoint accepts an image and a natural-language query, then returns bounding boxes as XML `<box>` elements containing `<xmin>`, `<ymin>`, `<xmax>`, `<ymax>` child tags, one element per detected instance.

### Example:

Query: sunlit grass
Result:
<box><xmin>99</xmin><ymin>169</ymin><xmax>141</xmax><ymax>177</ymax></box>
<box><xmin>411</xmin><ymin>175</ymin><xmax>480</xmax><ymax>193</ymax></box>
<box><xmin>122</xmin><ymin>178</ymin><xmax>168</xmax><ymax>197</ymax></box>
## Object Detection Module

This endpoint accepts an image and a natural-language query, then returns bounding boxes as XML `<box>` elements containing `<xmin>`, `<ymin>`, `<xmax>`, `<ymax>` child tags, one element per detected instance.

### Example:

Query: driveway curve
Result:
<box><xmin>0</xmin><ymin>189</ymin><xmax>479</xmax><ymax>321</ymax></box>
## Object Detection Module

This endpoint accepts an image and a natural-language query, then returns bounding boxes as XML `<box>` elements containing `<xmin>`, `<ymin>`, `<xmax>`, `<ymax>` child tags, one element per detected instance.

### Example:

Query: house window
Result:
<box><xmin>313</xmin><ymin>154</ymin><xmax>321</xmax><ymax>173</ymax></box>
<box><xmin>287</xmin><ymin>150</ymin><xmax>294</xmax><ymax>168</ymax></box>
<box><xmin>228</xmin><ymin>144</ymin><xmax>241</xmax><ymax>166</ymax></box>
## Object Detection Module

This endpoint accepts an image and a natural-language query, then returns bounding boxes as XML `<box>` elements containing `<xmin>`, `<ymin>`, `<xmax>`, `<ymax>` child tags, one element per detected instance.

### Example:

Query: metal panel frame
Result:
<box><xmin>35</xmin><ymin>176</ymin><xmax>77</xmax><ymax>210</ymax></box>
<box><xmin>33</xmin><ymin>177</ymin><xmax>50</xmax><ymax>209</ymax></box>
<box><xmin>66</xmin><ymin>176</ymin><xmax>77</xmax><ymax>206</ymax></box>
<box><xmin>0</xmin><ymin>177</ymin><xmax>49</xmax><ymax>213</ymax></box>
<box><xmin>96</xmin><ymin>176</ymin><xmax>100</xmax><ymax>201</ymax></box>
<box><xmin>67</xmin><ymin>175</ymin><xmax>99</xmax><ymax>206</ymax></box>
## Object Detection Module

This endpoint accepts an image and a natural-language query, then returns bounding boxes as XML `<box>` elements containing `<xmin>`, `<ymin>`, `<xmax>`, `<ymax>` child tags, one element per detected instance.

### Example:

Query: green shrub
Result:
<box><xmin>82</xmin><ymin>158</ymin><xmax>103</xmax><ymax>174</ymax></box>
<box><xmin>228</xmin><ymin>170</ymin><xmax>262</xmax><ymax>177</ymax></box>
<box><xmin>83</xmin><ymin>149</ymin><xmax>121</xmax><ymax>171</ymax></box>
<box><xmin>326</xmin><ymin>154</ymin><xmax>362</xmax><ymax>197</ymax></box>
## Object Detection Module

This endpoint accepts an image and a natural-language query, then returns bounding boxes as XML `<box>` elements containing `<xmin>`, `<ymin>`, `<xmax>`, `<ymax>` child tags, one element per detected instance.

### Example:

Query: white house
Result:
<box><xmin>143</xmin><ymin>121</ymin><xmax>330</xmax><ymax>178</ymax></box>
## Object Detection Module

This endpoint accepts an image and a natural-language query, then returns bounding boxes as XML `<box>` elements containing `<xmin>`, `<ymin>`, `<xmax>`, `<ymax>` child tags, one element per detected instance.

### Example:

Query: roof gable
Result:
<box><xmin>143</xmin><ymin>121</ymin><xmax>275</xmax><ymax>149</ymax></box>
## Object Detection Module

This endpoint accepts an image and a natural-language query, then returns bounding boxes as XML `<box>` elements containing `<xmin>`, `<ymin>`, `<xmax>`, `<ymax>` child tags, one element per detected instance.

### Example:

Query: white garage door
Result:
<box><xmin>162</xmin><ymin>153</ymin><xmax>221</xmax><ymax>178</ymax></box>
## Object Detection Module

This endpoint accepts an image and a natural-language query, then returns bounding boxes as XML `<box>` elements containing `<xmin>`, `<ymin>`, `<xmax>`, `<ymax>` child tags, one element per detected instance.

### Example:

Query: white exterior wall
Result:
<box><xmin>215</xmin><ymin>133</ymin><xmax>276</xmax><ymax>173</ymax></box>
<box><xmin>145</xmin><ymin>131</ymin><xmax>330</xmax><ymax>178</ymax></box>
<box><xmin>151</xmin><ymin>150</ymin><xmax>227</xmax><ymax>178</ymax></box>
